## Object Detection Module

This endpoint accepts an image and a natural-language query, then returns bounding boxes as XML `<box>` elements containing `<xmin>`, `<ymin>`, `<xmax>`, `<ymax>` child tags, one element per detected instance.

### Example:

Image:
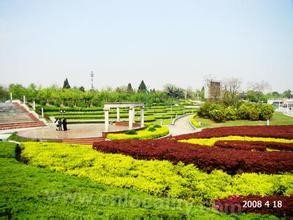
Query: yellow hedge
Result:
<box><xmin>107</xmin><ymin>125</ymin><xmax>169</xmax><ymax>140</ymax></box>
<box><xmin>179</xmin><ymin>136</ymin><xmax>293</xmax><ymax>146</ymax></box>
<box><xmin>21</xmin><ymin>142</ymin><xmax>293</xmax><ymax>203</ymax></box>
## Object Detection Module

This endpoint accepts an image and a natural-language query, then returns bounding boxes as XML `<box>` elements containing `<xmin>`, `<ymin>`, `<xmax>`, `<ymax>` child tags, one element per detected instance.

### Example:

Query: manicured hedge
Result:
<box><xmin>198</xmin><ymin>102</ymin><xmax>274</xmax><ymax>122</ymax></box>
<box><xmin>190</xmin><ymin>115</ymin><xmax>201</xmax><ymax>128</ymax></box>
<box><xmin>93</xmin><ymin>138</ymin><xmax>293</xmax><ymax>174</ymax></box>
<box><xmin>214</xmin><ymin>195</ymin><xmax>293</xmax><ymax>217</ymax></box>
<box><xmin>2</xmin><ymin>143</ymin><xmax>233</xmax><ymax>219</ymax></box>
<box><xmin>174</xmin><ymin>125</ymin><xmax>293</xmax><ymax>140</ymax></box>
<box><xmin>22</xmin><ymin>142</ymin><xmax>293</xmax><ymax>205</ymax></box>
<box><xmin>106</xmin><ymin>125</ymin><xmax>169</xmax><ymax>140</ymax></box>
<box><xmin>215</xmin><ymin>140</ymin><xmax>293</xmax><ymax>152</ymax></box>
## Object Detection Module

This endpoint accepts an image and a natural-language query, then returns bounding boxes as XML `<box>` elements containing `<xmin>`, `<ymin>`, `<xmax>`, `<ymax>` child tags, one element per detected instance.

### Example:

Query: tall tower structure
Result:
<box><xmin>90</xmin><ymin>71</ymin><xmax>94</xmax><ymax>90</ymax></box>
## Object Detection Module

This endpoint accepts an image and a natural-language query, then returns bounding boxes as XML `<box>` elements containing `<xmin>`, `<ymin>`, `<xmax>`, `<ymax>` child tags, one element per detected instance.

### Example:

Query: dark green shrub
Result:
<box><xmin>153</xmin><ymin>125</ymin><xmax>162</xmax><ymax>128</ymax></box>
<box><xmin>198</xmin><ymin>102</ymin><xmax>221</xmax><ymax>118</ymax></box>
<box><xmin>248</xmin><ymin>108</ymin><xmax>260</xmax><ymax>121</ymax></box>
<box><xmin>224</xmin><ymin>106</ymin><xmax>237</xmax><ymax>120</ymax></box>
<box><xmin>148</xmin><ymin>127</ymin><xmax>156</xmax><ymax>132</ymax></box>
<box><xmin>125</xmin><ymin>130</ymin><xmax>137</xmax><ymax>135</ymax></box>
<box><xmin>210</xmin><ymin>109</ymin><xmax>226</xmax><ymax>122</ymax></box>
<box><xmin>258</xmin><ymin>104</ymin><xmax>274</xmax><ymax>120</ymax></box>
<box><xmin>237</xmin><ymin>103</ymin><xmax>253</xmax><ymax>120</ymax></box>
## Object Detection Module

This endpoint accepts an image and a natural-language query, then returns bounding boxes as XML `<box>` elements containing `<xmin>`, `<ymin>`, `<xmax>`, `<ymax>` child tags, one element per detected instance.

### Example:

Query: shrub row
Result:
<box><xmin>215</xmin><ymin>140</ymin><xmax>293</xmax><ymax>152</ymax></box>
<box><xmin>93</xmin><ymin>138</ymin><xmax>293</xmax><ymax>174</ymax></box>
<box><xmin>214</xmin><ymin>195</ymin><xmax>293</xmax><ymax>217</ymax></box>
<box><xmin>1</xmin><ymin>143</ymin><xmax>228</xmax><ymax>219</ymax></box>
<box><xmin>22</xmin><ymin>142</ymin><xmax>293</xmax><ymax>204</ymax></box>
<box><xmin>190</xmin><ymin>115</ymin><xmax>201</xmax><ymax>128</ymax></box>
<box><xmin>179</xmin><ymin>136</ymin><xmax>293</xmax><ymax>147</ymax></box>
<box><xmin>174</xmin><ymin>125</ymin><xmax>293</xmax><ymax>140</ymax></box>
<box><xmin>106</xmin><ymin>125</ymin><xmax>169</xmax><ymax>140</ymax></box>
<box><xmin>198</xmin><ymin>102</ymin><xmax>274</xmax><ymax>122</ymax></box>
<box><xmin>39</xmin><ymin>106</ymin><xmax>103</xmax><ymax>112</ymax></box>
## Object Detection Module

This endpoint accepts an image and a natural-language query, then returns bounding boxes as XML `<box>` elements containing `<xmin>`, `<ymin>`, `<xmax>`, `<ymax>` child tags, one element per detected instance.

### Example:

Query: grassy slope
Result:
<box><xmin>195</xmin><ymin>112</ymin><xmax>293</xmax><ymax>128</ymax></box>
<box><xmin>0</xmin><ymin>142</ymin><xmax>270</xmax><ymax>219</ymax></box>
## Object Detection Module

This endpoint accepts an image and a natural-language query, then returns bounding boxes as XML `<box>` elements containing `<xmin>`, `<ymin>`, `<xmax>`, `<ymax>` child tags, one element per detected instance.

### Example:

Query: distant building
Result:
<box><xmin>268</xmin><ymin>99</ymin><xmax>293</xmax><ymax>108</ymax></box>
<box><xmin>204</xmin><ymin>81</ymin><xmax>221</xmax><ymax>99</ymax></box>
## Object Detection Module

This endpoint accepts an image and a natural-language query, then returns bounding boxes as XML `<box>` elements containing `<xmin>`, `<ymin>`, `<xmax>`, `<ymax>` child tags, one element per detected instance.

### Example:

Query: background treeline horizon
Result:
<box><xmin>0</xmin><ymin>78</ymin><xmax>292</xmax><ymax>107</ymax></box>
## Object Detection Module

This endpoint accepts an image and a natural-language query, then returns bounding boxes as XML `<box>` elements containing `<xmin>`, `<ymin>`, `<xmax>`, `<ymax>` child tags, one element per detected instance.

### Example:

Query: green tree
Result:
<box><xmin>8</xmin><ymin>84</ymin><xmax>26</xmax><ymax>100</ymax></box>
<box><xmin>79</xmin><ymin>86</ymin><xmax>85</xmax><ymax>92</ymax></box>
<box><xmin>283</xmin><ymin>90</ymin><xmax>292</xmax><ymax>98</ymax></box>
<box><xmin>0</xmin><ymin>86</ymin><xmax>9</xmax><ymax>101</ymax></box>
<box><xmin>164</xmin><ymin>84</ymin><xmax>185</xmax><ymax>99</ymax></box>
<box><xmin>127</xmin><ymin>83</ymin><xmax>134</xmax><ymax>92</ymax></box>
<box><xmin>63</xmin><ymin>78</ymin><xmax>71</xmax><ymax>89</ymax></box>
<box><xmin>138</xmin><ymin>80</ymin><xmax>147</xmax><ymax>92</ymax></box>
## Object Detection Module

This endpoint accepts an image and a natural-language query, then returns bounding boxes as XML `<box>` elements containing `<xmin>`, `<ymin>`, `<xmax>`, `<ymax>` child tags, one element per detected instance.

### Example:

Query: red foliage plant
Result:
<box><xmin>214</xmin><ymin>141</ymin><xmax>293</xmax><ymax>152</ymax></box>
<box><xmin>92</xmin><ymin>126</ymin><xmax>293</xmax><ymax>174</ymax></box>
<box><xmin>213</xmin><ymin>195</ymin><xmax>293</xmax><ymax>217</ymax></box>
<box><xmin>174</xmin><ymin>125</ymin><xmax>293</xmax><ymax>140</ymax></box>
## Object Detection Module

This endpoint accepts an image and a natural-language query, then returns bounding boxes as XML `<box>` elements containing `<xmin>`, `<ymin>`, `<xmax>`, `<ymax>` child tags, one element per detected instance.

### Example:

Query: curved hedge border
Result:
<box><xmin>174</xmin><ymin>125</ymin><xmax>293</xmax><ymax>140</ymax></box>
<box><xmin>93</xmin><ymin>138</ymin><xmax>293</xmax><ymax>174</ymax></box>
<box><xmin>107</xmin><ymin>125</ymin><xmax>169</xmax><ymax>140</ymax></box>
<box><xmin>22</xmin><ymin>142</ymin><xmax>293</xmax><ymax>204</ymax></box>
<box><xmin>214</xmin><ymin>140</ymin><xmax>293</xmax><ymax>152</ymax></box>
<box><xmin>93</xmin><ymin>126</ymin><xmax>293</xmax><ymax>174</ymax></box>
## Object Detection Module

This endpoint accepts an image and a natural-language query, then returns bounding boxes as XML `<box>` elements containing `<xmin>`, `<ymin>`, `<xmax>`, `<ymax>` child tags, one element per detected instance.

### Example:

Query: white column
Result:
<box><xmin>10</xmin><ymin>93</ymin><xmax>12</xmax><ymax>102</ymax></box>
<box><xmin>23</xmin><ymin>95</ymin><xmax>26</xmax><ymax>105</ymax></box>
<box><xmin>116</xmin><ymin>107</ymin><xmax>120</xmax><ymax>122</ymax></box>
<box><xmin>33</xmin><ymin>101</ymin><xmax>36</xmax><ymax>111</ymax></box>
<box><xmin>104</xmin><ymin>109</ymin><xmax>109</xmax><ymax>132</ymax></box>
<box><xmin>129</xmin><ymin>107</ymin><xmax>133</xmax><ymax>129</ymax></box>
<box><xmin>132</xmin><ymin>107</ymin><xmax>135</xmax><ymax>123</ymax></box>
<box><xmin>140</xmin><ymin>107</ymin><xmax>144</xmax><ymax>127</ymax></box>
<box><xmin>41</xmin><ymin>107</ymin><xmax>44</xmax><ymax>117</ymax></box>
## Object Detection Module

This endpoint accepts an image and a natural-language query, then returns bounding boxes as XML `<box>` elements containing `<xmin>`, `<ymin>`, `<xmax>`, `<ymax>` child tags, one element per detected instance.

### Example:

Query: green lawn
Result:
<box><xmin>195</xmin><ymin>112</ymin><xmax>293</xmax><ymax>128</ymax></box>
<box><xmin>0</xmin><ymin>142</ymin><xmax>274</xmax><ymax>219</ymax></box>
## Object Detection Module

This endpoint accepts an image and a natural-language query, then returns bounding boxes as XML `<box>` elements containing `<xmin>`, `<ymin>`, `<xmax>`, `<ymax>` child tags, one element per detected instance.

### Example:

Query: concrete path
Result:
<box><xmin>16</xmin><ymin>123</ymin><xmax>128</xmax><ymax>140</ymax></box>
<box><xmin>167</xmin><ymin>114</ymin><xmax>201</xmax><ymax>136</ymax></box>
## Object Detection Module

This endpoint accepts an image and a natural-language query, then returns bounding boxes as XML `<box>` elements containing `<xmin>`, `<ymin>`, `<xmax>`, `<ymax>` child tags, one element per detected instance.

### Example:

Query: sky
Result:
<box><xmin>0</xmin><ymin>0</ymin><xmax>293</xmax><ymax>92</ymax></box>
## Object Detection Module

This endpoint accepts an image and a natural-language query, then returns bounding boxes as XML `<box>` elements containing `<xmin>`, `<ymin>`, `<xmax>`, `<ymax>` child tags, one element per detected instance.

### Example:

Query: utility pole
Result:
<box><xmin>90</xmin><ymin>71</ymin><xmax>94</xmax><ymax>90</ymax></box>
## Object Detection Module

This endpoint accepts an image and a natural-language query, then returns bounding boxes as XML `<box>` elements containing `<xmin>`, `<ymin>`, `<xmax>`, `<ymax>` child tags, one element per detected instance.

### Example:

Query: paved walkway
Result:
<box><xmin>17</xmin><ymin>123</ymin><xmax>128</xmax><ymax>140</ymax></box>
<box><xmin>168</xmin><ymin>114</ymin><xmax>201</xmax><ymax>136</ymax></box>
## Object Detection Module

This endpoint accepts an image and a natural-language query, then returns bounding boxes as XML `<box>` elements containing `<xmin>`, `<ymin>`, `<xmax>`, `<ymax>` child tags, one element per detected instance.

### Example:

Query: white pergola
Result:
<box><xmin>103</xmin><ymin>103</ymin><xmax>144</xmax><ymax>132</ymax></box>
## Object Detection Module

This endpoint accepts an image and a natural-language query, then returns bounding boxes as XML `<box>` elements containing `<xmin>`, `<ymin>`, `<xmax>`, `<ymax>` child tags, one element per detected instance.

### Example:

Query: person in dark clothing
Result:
<box><xmin>62</xmin><ymin>118</ymin><xmax>68</xmax><ymax>131</ymax></box>
<box><xmin>58</xmin><ymin>118</ymin><xmax>63</xmax><ymax>131</ymax></box>
<box><xmin>55</xmin><ymin>118</ymin><xmax>61</xmax><ymax>131</ymax></box>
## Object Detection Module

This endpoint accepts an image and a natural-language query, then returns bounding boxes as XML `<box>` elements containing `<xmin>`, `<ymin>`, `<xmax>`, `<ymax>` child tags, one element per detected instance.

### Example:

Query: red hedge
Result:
<box><xmin>93</xmin><ymin>126</ymin><xmax>293</xmax><ymax>174</ymax></box>
<box><xmin>213</xmin><ymin>195</ymin><xmax>293</xmax><ymax>217</ymax></box>
<box><xmin>214</xmin><ymin>140</ymin><xmax>293</xmax><ymax>152</ymax></box>
<box><xmin>174</xmin><ymin>125</ymin><xmax>293</xmax><ymax>140</ymax></box>
<box><xmin>93</xmin><ymin>138</ymin><xmax>293</xmax><ymax>174</ymax></box>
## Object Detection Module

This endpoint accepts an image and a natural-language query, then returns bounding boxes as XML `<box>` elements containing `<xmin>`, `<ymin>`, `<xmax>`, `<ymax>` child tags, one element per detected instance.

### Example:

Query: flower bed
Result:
<box><xmin>106</xmin><ymin>125</ymin><xmax>169</xmax><ymax>140</ymax></box>
<box><xmin>214</xmin><ymin>140</ymin><xmax>293</xmax><ymax>152</ymax></box>
<box><xmin>21</xmin><ymin>142</ymin><xmax>293</xmax><ymax>204</ymax></box>
<box><xmin>174</xmin><ymin>125</ymin><xmax>293</xmax><ymax>140</ymax></box>
<box><xmin>213</xmin><ymin>195</ymin><xmax>293</xmax><ymax>217</ymax></box>
<box><xmin>93</xmin><ymin>138</ymin><xmax>293</xmax><ymax>174</ymax></box>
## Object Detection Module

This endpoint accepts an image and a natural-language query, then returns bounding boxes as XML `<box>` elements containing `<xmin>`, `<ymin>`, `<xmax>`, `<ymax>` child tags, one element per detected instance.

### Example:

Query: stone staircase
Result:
<box><xmin>0</xmin><ymin>102</ymin><xmax>45</xmax><ymax>130</ymax></box>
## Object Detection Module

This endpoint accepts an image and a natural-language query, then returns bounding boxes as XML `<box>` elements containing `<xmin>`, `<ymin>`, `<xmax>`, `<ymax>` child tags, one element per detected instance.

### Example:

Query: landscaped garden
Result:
<box><xmin>1</xmin><ymin>83</ymin><xmax>293</xmax><ymax>218</ymax></box>
<box><xmin>0</xmin><ymin>141</ymin><xmax>287</xmax><ymax>219</ymax></box>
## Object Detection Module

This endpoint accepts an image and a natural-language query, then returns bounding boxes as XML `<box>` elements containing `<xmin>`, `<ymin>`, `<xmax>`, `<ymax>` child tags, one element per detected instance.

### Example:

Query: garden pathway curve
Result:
<box><xmin>167</xmin><ymin>114</ymin><xmax>201</xmax><ymax>136</ymax></box>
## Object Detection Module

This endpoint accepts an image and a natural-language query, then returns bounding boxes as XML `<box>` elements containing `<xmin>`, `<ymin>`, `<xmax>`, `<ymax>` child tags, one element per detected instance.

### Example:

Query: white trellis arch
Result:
<box><xmin>103</xmin><ymin>102</ymin><xmax>144</xmax><ymax>132</ymax></box>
